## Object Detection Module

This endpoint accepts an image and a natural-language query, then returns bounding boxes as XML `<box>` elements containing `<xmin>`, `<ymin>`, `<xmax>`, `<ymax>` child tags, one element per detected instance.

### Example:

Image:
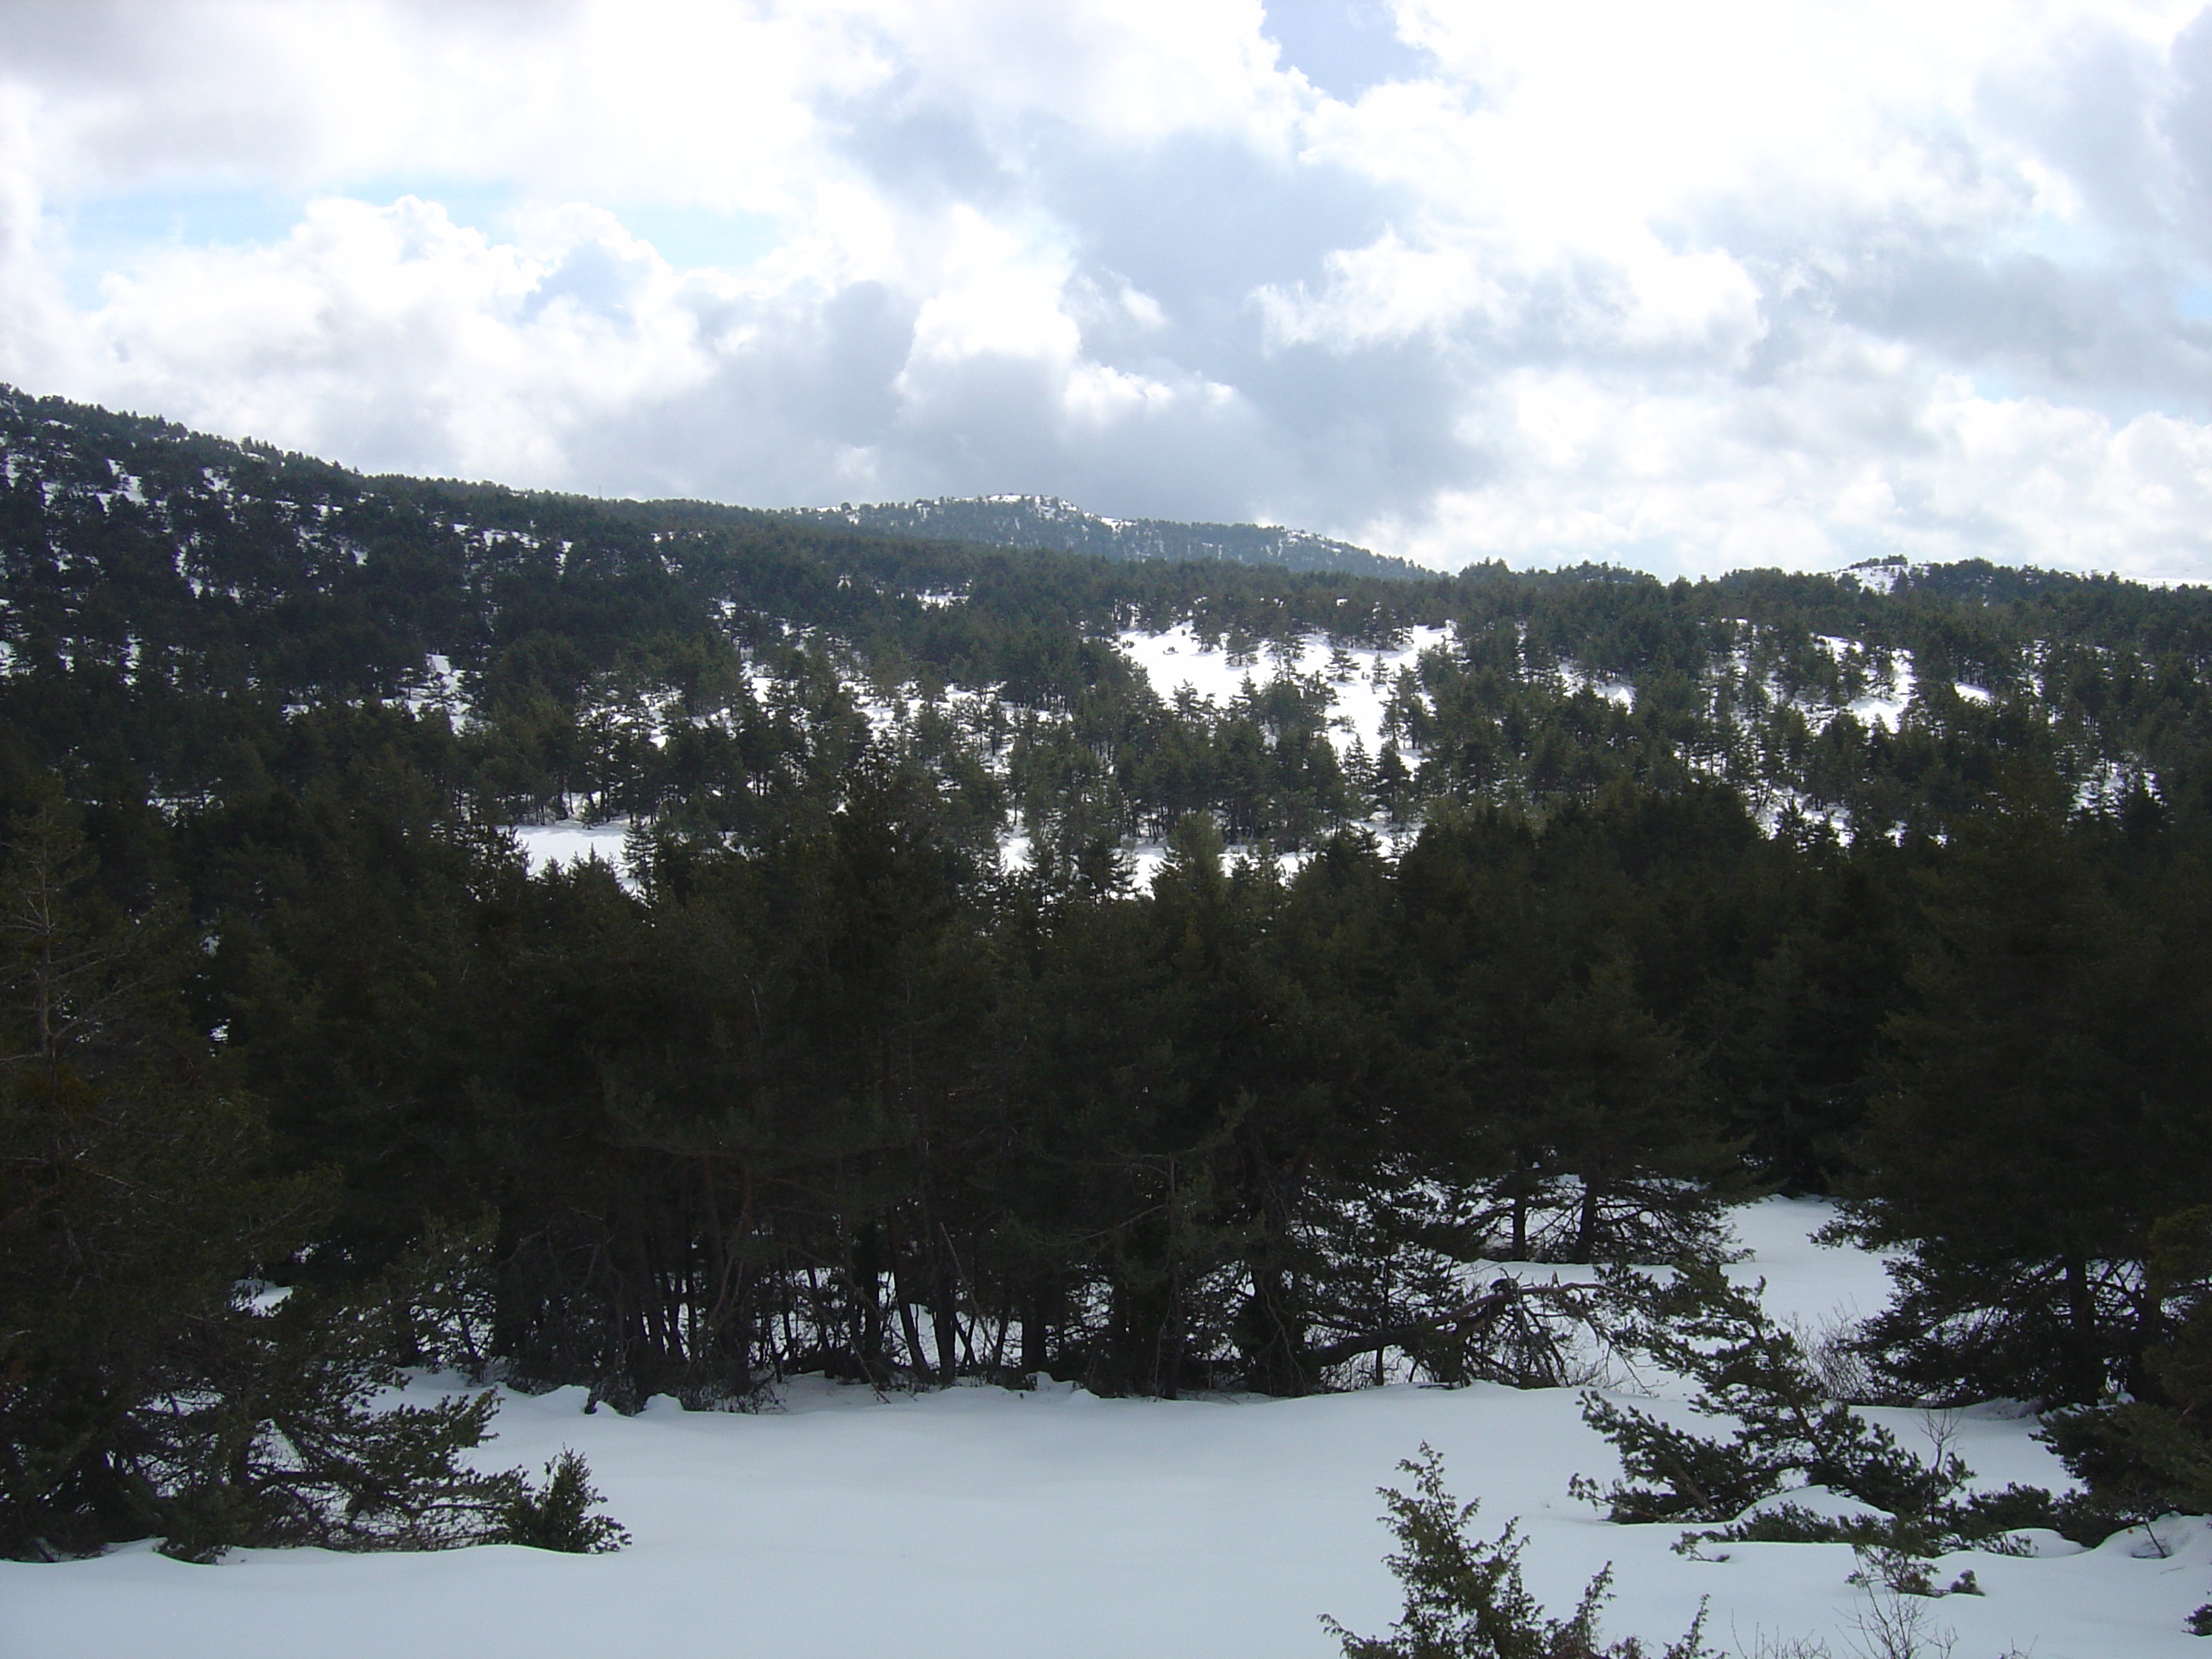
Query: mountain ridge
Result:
<box><xmin>785</xmin><ymin>492</ymin><xmax>1433</xmax><ymax>581</ymax></box>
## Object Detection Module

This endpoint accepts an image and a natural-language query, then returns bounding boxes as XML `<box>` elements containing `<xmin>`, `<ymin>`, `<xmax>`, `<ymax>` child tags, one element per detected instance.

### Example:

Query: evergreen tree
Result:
<box><xmin>0</xmin><ymin>788</ymin><xmax>576</xmax><ymax>1560</ymax></box>
<box><xmin>1841</xmin><ymin>778</ymin><xmax>2210</xmax><ymax>1404</ymax></box>
<box><xmin>2038</xmin><ymin>1206</ymin><xmax>2212</xmax><ymax>1532</ymax></box>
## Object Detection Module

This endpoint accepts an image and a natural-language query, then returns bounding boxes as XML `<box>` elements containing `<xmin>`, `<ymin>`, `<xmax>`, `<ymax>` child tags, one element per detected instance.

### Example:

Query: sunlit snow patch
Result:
<box><xmin>1845</xmin><ymin>661</ymin><xmax>1916</xmax><ymax>731</ymax></box>
<box><xmin>1563</xmin><ymin>669</ymin><xmax>1634</xmax><ymax>708</ymax></box>
<box><xmin>1807</xmin><ymin>636</ymin><xmax>1918</xmax><ymax>732</ymax></box>
<box><xmin>1000</xmin><ymin>832</ymin><xmax>1318</xmax><ymax>892</ymax></box>
<box><xmin>1116</xmin><ymin>623</ymin><xmax>1451</xmax><ymax>756</ymax></box>
<box><xmin>400</xmin><ymin>653</ymin><xmax>469</xmax><ymax>721</ymax></box>
<box><xmin>511</xmin><ymin>820</ymin><xmax>636</xmax><ymax>889</ymax></box>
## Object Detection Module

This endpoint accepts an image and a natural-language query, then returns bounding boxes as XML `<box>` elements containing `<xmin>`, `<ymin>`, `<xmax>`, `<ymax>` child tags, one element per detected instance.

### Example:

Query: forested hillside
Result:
<box><xmin>787</xmin><ymin>492</ymin><xmax>1432</xmax><ymax>580</ymax></box>
<box><xmin>6</xmin><ymin>383</ymin><xmax>2212</xmax><ymax>1567</ymax></box>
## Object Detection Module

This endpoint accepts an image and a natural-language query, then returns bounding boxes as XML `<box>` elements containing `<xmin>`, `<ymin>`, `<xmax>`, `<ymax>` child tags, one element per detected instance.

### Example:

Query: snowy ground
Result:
<box><xmin>1117</xmin><ymin>622</ymin><xmax>1452</xmax><ymax>758</ymax></box>
<box><xmin>509</xmin><ymin>819</ymin><xmax>633</xmax><ymax>882</ymax></box>
<box><xmin>8</xmin><ymin>1202</ymin><xmax>2206</xmax><ymax>1658</ymax></box>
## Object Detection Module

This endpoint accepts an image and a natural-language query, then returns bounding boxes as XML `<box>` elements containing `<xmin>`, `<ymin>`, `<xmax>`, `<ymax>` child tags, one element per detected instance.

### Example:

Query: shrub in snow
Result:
<box><xmin>145</xmin><ymin>1286</ymin><xmax>519</xmax><ymax>1563</ymax></box>
<box><xmin>493</xmin><ymin>1450</ymin><xmax>630</xmax><ymax>1554</ymax></box>
<box><xmin>1842</xmin><ymin>1546</ymin><xmax>1982</xmax><ymax>1600</ymax></box>
<box><xmin>1837</xmin><ymin>1588</ymin><xmax>1959</xmax><ymax>1659</ymax></box>
<box><xmin>1574</xmin><ymin>1262</ymin><xmax>1965</xmax><ymax>1528</ymax></box>
<box><xmin>1321</xmin><ymin>1445</ymin><xmax>1712</xmax><ymax>1659</ymax></box>
<box><xmin>1575</xmin><ymin>1262</ymin><xmax>2148</xmax><ymax>1563</ymax></box>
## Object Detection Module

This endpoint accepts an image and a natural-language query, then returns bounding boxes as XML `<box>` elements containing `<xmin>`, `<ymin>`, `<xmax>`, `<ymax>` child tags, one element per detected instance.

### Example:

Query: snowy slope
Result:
<box><xmin>1117</xmin><ymin>622</ymin><xmax>1451</xmax><ymax>756</ymax></box>
<box><xmin>5</xmin><ymin>1202</ymin><xmax>2203</xmax><ymax>1659</ymax></box>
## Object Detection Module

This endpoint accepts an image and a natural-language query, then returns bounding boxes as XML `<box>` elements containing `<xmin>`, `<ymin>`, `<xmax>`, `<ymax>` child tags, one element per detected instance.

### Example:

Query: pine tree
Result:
<box><xmin>0</xmin><ymin>783</ymin><xmax>317</xmax><ymax>1555</ymax></box>
<box><xmin>1841</xmin><ymin>778</ymin><xmax>2209</xmax><ymax>1405</ymax></box>
<box><xmin>0</xmin><ymin>786</ymin><xmax>598</xmax><ymax>1560</ymax></box>
<box><xmin>1531</xmin><ymin>947</ymin><xmax>1736</xmax><ymax>1262</ymax></box>
<box><xmin>2038</xmin><ymin>1207</ymin><xmax>2212</xmax><ymax>1534</ymax></box>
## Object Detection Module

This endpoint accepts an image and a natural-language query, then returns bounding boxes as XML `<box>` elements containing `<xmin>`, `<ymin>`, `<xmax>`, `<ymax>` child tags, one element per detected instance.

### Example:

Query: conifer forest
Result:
<box><xmin>4</xmin><ymin>384</ymin><xmax>2212</xmax><ymax>1591</ymax></box>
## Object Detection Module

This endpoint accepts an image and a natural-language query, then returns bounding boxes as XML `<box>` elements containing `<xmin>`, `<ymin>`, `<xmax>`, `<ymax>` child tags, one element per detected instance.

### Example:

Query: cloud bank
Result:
<box><xmin>3</xmin><ymin>0</ymin><xmax>2212</xmax><ymax>579</ymax></box>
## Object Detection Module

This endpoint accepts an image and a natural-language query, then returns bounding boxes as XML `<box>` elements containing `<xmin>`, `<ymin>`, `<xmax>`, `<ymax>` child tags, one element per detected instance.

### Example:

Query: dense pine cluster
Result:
<box><xmin>4</xmin><ymin>385</ymin><xmax>2211</xmax><ymax>1568</ymax></box>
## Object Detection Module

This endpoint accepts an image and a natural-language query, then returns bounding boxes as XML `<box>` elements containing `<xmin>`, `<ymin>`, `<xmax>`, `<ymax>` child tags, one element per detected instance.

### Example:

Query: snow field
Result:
<box><xmin>6</xmin><ymin>1202</ymin><xmax>2205</xmax><ymax>1658</ymax></box>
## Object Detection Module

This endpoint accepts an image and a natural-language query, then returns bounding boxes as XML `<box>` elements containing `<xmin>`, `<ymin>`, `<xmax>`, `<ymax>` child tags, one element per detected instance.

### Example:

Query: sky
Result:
<box><xmin>3</xmin><ymin>1</ymin><xmax>2212</xmax><ymax>579</ymax></box>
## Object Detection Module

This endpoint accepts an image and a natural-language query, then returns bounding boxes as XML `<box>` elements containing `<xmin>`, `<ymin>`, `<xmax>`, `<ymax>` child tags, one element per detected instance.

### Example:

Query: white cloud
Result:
<box><xmin>901</xmin><ymin>209</ymin><xmax>1081</xmax><ymax>367</ymax></box>
<box><xmin>60</xmin><ymin>196</ymin><xmax>711</xmax><ymax>482</ymax></box>
<box><xmin>0</xmin><ymin>0</ymin><xmax>2209</xmax><ymax>577</ymax></box>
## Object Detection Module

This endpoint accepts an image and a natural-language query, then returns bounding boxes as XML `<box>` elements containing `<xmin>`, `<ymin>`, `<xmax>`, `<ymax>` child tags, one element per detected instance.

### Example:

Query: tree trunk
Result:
<box><xmin>2061</xmin><ymin>1250</ymin><xmax>2103</xmax><ymax>1405</ymax></box>
<box><xmin>1022</xmin><ymin>1278</ymin><xmax>1057</xmax><ymax>1377</ymax></box>
<box><xmin>1574</xmin><ymin>1174</ymin><xmax>1602</xmax><ymax>1260</ymax></box>
<box><xmin>931</xmin><ymin>1231</ymin><xmax>961</xmax><ymax>1388</ymax></box>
